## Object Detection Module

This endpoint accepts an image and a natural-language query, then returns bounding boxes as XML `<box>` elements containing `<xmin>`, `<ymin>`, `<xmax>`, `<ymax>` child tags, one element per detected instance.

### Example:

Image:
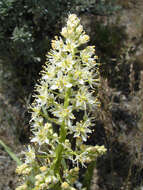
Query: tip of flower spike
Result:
<box><xmin>61</xmin><ymin>14</ymin><xmax>81</xmax><ymax>38</ymax></box>
<box><xmin>68</xmin><ymin>14</ymin><xmax>80</xmax><ymax>24</ymax></box>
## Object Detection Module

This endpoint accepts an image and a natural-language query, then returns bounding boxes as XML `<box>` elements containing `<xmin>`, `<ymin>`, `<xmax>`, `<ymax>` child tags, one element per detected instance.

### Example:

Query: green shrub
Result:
<box><xmin>0</xmin><ymin>0</ymin><xmax>120</xmax><ymax>64</ymax></box>
<box><xmin>0</xmin><ymin>0</ymin><xmax>70</xmax><ymax>63</ymax></box>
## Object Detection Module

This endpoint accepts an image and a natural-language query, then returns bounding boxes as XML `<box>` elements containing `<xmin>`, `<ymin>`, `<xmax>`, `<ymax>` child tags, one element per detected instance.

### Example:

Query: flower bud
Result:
<box><xmin>76</xmin><ymin>25</ymin><xmax>83</xmax><ymax>34</ymax></box>
<box><xmin>79</xmin><ymin>34</ymin><xmax>90</xmax><ymax>44</ymax></box>
<box><xmin>61</xmin><ymin>182</ymin><xmax>70</xmax><ymax>189</ymax></box>
<box><xmin>61</xmin><ymin>27</ymin><xmax>68</xmax><ymax>38</ymax></box>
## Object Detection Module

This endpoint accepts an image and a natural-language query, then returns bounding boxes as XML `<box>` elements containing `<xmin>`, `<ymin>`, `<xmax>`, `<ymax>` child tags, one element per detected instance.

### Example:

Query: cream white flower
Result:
<box><xmin>74</xmin><ymin>119</ymin><xmax>92</xmax><ymax>141</ymax></box>
<box><xmin>24</xmin><ymin>145</ymin><xmax>35</xmax><ymax>163</ymax></box>
<box><xmin>53</xmin><ymin>105</ymin><xmax>75</xmax><ymax>123</ymax></box>
<box><xmin>16</xmin><ymin>163</ymin><xmax>31</xmax><ymax>175</ymax></box>
<box><xmin>75</xmin><ymin>87</ymin><xmax>95</xmax><ymax>110</ymax></box>
<box><xmin>56</xmin><ymin>54</ymin><xmax>75</xmax><ymax>71</ymax></box>
<box><xmin>31</xmin><ymin>123</ymin><xmax>57</xmax><ymax>145</ymax></box>
<box><xmin>50</xmin><ymin>71</ymin><xmax>72</xmax><ymax>91</ymax></box>
<box><xmin>45</xmin><ymin>175</ymin><xmax>58</xmax><ymax>184</ymax></box>
<box><xmin>61</xmin><ymin>182</ymin><xmax>70</xmax><ymax>189</ymax></box>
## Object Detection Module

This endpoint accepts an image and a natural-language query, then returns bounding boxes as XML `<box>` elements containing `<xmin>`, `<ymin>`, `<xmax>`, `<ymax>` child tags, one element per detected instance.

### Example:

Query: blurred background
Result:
<box><xmin>0</xmin><ymin>0</ymin><xmax>143</xmax><ymax>189</ymax></box>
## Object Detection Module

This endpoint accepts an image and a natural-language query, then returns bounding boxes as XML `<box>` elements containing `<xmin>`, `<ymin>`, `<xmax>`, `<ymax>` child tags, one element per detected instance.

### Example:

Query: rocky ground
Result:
<box><xmin>0</xmin><ymin>148</ymin><xmax>18</xmax><ymax>190</ymax></box>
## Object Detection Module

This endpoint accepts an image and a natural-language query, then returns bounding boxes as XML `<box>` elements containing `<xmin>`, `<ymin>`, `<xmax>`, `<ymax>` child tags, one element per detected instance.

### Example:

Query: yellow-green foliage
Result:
<box><xmin>16</xmin><ymin>14</ymin><xmax>106</xmax><ymax>190</ymax></box>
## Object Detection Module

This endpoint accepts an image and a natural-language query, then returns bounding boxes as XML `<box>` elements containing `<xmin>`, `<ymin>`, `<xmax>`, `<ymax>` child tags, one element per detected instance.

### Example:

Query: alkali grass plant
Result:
<box><xmin>16</xmin><ymin>14</ymin><xmax>106</xmax><ymax>190</ymax></box>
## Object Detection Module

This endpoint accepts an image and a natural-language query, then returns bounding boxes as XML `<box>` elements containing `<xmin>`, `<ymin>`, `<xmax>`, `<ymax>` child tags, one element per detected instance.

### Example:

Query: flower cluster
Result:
<box><xmin>16</xmin><ymin>14</ymin><xmax>106</xmax><ymax>190</ymax></box>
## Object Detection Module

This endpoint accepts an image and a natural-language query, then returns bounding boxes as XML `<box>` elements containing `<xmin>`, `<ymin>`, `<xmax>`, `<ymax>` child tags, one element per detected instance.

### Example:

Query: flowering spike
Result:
<box><xmin>16</xmin><ymin>14</ymin><xmax>106</xmax><ymax>190</ymax></box>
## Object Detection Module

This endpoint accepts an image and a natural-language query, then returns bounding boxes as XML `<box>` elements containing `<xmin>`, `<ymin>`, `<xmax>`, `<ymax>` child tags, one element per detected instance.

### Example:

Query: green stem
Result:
<box><xmin>52</xmin><ymin>88</ymin><xmax>71</xmax><ymax>175</ymax></box>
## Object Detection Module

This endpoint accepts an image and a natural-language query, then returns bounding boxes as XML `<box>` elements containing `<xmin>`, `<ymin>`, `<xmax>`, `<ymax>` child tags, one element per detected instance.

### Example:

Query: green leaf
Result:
<box><xmin>0</xmin><ymin>139</ymin><xmax>22</xmax><ymax>165</ymax></box>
